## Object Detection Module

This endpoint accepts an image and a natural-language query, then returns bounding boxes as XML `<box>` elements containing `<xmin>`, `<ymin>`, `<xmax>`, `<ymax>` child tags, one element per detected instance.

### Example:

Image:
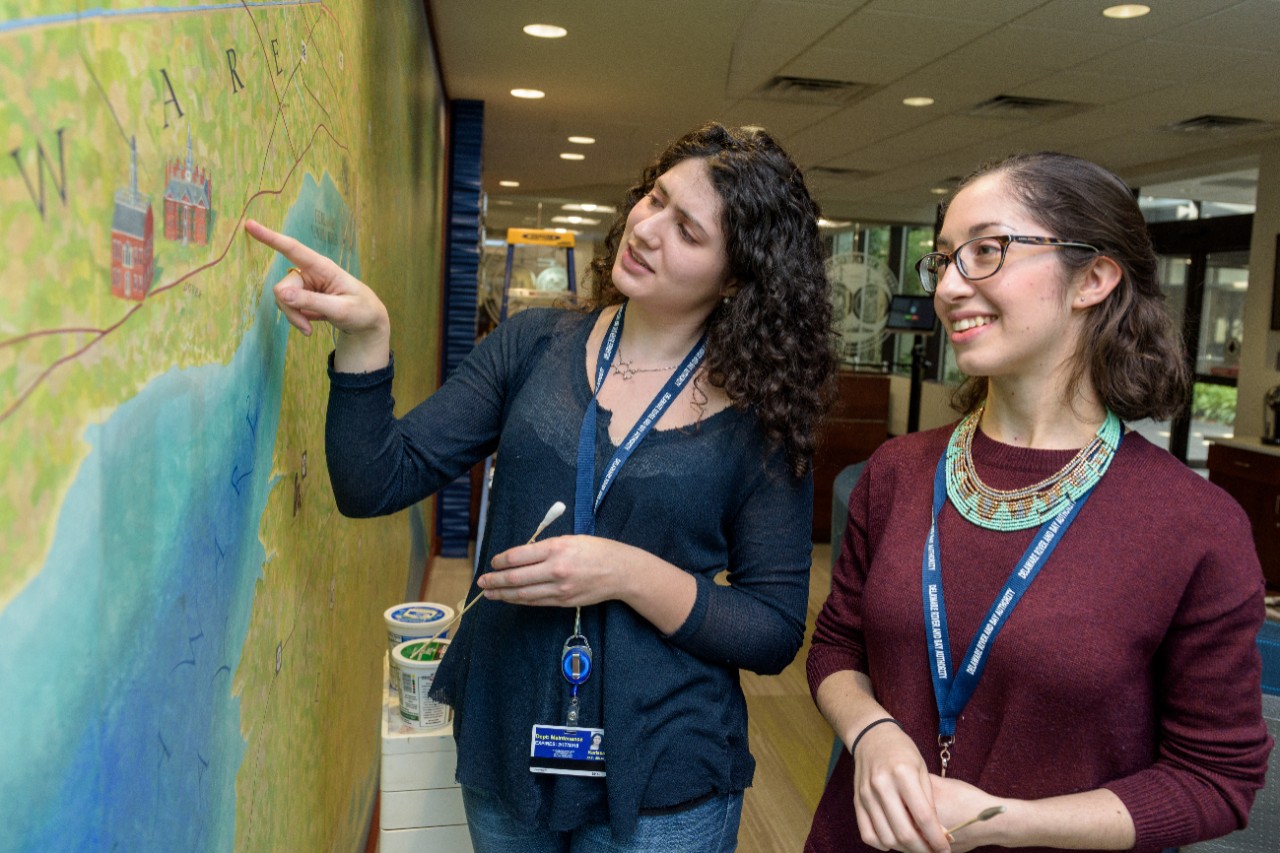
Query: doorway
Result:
<box><xmin>1142</xmin><ymin>214</ymin><xmax>1252</xmax><ymax>466</ymax></box>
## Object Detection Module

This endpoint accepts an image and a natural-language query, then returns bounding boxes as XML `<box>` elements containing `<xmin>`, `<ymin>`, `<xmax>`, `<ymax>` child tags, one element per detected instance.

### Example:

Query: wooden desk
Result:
<box><xmin>812</xmin><ymin>372</ymin><xmax>889</xmax><ymax>542</ymax></box>
<box><xmin>1208</xmin><ymin>438</ymin><xmax>1280</xmax><ymax>590</ymax></box>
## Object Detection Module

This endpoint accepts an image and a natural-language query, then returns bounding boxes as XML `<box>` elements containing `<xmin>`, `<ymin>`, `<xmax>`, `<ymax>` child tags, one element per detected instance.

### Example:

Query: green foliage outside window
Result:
<box><xmin>1192</xmin><ymin>382</ymin><xmax>1237</xmax><ymax>424</ymax></box>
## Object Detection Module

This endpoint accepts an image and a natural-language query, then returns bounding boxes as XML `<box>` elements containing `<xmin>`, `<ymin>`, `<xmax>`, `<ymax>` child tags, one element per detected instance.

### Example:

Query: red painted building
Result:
<box><xmin>163</xmin><ymin>130</ymin><xmax>212</xmax><ymax>245</ymax></box>
<box><xmin>111</xmin><ymin>137</ymin><xmax>154</xmax><ymax>301</ymax></box>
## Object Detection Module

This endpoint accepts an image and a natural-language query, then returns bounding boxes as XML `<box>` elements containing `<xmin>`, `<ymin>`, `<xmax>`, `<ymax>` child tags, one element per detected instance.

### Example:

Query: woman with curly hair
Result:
<box><xmin>245</xmin><ymin>121</ymin><xmax>836</xmax><ymax>852</ymax></box>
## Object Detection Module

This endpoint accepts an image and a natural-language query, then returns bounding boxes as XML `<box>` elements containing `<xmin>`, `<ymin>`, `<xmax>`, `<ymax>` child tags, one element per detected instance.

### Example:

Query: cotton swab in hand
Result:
<box><xmin>945</xmin><ymin>805</ymin><xmax>1005</xmax><ymax>836</ymax></box>
<box><xmin>414</xmin><ymin>500</ymin><xmax>567</xmax><ymax>660</ymax></box>
<box><xmin>527</xmin><ymin>501</ymin><xmax>566</xmax><ymax>544</ymax></box>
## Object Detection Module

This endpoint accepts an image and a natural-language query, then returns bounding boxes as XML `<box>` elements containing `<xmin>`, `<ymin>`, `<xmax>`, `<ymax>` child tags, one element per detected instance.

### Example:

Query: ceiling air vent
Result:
<box><xmin>754</xmin><ymin>76</ymin><xmax>873</xmax><ymax>105</ymax></box>
<box><xmin>967</xmin><ymin>95</ymin><xmax>1082</xmax><ymax>120</ymax></box>
<box><xmin>1159</xmin><ymin>115</ymin><xmax>1276</xmax><ymax>136</ymax></box>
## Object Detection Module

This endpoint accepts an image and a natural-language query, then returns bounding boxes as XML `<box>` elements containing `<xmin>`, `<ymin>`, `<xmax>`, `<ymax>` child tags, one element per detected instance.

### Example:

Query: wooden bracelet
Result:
<box><xmin>849</xmin><ymin>717</ymin><xmax>903</xmax><ymax>755</ymax></box>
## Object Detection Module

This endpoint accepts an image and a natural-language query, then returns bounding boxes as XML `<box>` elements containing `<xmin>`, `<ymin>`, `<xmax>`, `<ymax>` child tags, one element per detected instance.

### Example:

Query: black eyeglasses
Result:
<box><xmin>915</xmin><ymin>235</ymin><xmax>1100</xmax><ymax>294</ymax></box>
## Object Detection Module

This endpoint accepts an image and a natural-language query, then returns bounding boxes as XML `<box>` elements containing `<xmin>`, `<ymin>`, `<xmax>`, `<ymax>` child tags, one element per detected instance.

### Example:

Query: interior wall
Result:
<box><xmin>1240</xmin><ymin>141</ymin><xmax>1280</xmax><ymax>438</ymax></box>
<box><xmin>887</xmin><ymin>375</ymin><xmax>958</xmax><ymax>436</ymax></box>
<box><xmin>0</xmin><ymin>2</ymin><xmax>445</xmax><ymax>850</ymax></box>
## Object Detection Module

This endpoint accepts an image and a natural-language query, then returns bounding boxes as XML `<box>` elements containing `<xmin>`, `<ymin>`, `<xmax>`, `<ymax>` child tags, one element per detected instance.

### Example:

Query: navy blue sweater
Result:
<box><xmin>325</xmin><ymin>308</ymin><xmax>813</xmax><ymax>836</ymax></box>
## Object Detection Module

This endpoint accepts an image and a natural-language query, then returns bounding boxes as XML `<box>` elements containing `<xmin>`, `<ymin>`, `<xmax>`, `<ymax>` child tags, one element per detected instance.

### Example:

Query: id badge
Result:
<box><xmin>529</xmin><ymin>724</ymin><xmax>606</xmax><ymax>777</ymax></box>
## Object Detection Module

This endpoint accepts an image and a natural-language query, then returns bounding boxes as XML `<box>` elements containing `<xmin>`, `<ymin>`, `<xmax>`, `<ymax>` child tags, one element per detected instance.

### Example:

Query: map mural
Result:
<box><xmin>0</xmin><ymin>2</ymin><xmax>446</xmax><ymax>850</ymax></box>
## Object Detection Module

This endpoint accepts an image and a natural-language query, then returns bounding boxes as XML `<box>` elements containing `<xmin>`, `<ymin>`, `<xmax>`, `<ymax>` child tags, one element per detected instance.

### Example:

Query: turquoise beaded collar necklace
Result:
<box><xmin>945</xmin><ymin>406</ymin><xmax>1122</xmax><ymax>531</ymax></box>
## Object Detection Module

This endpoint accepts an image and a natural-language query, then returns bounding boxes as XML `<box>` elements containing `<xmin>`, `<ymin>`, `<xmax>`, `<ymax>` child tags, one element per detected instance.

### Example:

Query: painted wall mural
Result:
<box><xmin>0</xmin><ymin>2</ymin><xmax>446</xmax><ymax>850</ymax></box>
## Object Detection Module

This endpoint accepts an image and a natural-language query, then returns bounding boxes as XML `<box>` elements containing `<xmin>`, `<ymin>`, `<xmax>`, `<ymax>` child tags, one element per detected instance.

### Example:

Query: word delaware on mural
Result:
<box><xmin>0</xmin><ymin>2</ymin><xmax>444</xmax><ymax>852</ymax></box>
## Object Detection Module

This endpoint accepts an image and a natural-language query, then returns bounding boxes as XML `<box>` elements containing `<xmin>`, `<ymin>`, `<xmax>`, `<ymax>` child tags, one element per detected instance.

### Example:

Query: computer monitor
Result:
<box><xmin>884</xmin><ymin>294</ymin><xmax>937</xmax><ymax>335</ymax></box>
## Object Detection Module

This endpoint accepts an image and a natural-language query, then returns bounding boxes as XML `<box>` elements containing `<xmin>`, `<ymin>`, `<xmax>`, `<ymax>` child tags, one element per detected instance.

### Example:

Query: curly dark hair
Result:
<box><xmin>943</xmin><ymin>151</ymin><xmax>1190</xmax><ymax>422</ymax></box>
<box><xmin>585</xmin><ymin>122</ymin><xmax>837</xmax><ymax>478</ymax></box>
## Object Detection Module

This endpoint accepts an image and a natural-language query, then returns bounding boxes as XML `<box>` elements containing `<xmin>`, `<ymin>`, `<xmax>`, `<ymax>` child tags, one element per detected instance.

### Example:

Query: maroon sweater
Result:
<box><xmin>806</xmin><ymin>425</ymin><xmax>1272</xmax><ymax>853</ymax></box>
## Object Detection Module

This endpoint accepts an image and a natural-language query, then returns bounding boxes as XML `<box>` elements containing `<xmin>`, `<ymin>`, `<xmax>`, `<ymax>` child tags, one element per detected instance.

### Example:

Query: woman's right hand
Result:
<box><xmin>244</xmin><ymin>218</ymin><xmax>391</xmax><ymax>372</ymax></box>
<box><xmin>852</xmin><ymin>723</ymin><xmax>952</xmax><ymax>853</ymax></box>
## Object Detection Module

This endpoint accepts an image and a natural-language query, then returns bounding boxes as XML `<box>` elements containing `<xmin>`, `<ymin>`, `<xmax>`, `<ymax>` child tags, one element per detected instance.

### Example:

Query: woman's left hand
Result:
<box><xmin>482</xmin><ymin>535</ymin><xmax>698</xmax><ymax>634</ymax></box>
<box><xmin>481</xmin><ymin>535</ymin><xmax>629</xmax><ymax>608</ymax></box>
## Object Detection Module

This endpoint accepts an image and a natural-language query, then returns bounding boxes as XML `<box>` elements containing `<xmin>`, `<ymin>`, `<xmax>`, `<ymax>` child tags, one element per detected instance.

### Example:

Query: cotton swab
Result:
<box><xmin>945</xmin><ymin>805</ymin><xmax>1005</xmax><ymax>836</ymax></box>
<box><xmin>527</xmin><ymin>501</ymin><xmax>566</xmax><ymax>544</ymax></box>
<box><xmin>411</xmin><ymin>500</ymin><xmax>566</xmax><ymax>661</ymax></box>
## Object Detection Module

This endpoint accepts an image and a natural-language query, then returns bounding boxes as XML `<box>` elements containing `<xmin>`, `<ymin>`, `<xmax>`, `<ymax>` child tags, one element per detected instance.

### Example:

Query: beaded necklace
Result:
<box><xmin>945</xmin><ymin>406</ymin><xmax>1122</xmax><ymax>531</ymax></box>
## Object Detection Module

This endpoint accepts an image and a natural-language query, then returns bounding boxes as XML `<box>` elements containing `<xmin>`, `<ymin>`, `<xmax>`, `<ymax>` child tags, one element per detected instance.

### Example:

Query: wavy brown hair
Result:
<box><xmin>586</xmin><ymin>122</ymin><xmax>837</xmax><ymax>478</ymax></box>
<box><xmin>944</xmin><ymin>151</ymin><xmax>1190</xmax><ymax>421</ymax></box>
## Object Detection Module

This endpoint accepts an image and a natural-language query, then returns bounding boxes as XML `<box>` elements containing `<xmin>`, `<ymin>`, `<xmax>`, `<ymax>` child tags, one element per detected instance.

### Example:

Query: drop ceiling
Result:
<box><xmin>427</xmin><ymin>0</ymin><xmax>1280</xmax><ymax>237</ymax></box>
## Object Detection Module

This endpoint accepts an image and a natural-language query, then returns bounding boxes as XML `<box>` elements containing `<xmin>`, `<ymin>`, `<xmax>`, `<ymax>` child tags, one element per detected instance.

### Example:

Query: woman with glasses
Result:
<box><xmin>806</xmin><ymin>152</ymin><xmax>1271</xmax><ymax>853</ymax></box>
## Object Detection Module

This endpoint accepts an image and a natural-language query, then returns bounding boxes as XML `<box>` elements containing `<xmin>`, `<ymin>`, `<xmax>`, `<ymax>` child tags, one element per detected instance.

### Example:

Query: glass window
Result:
<box><xmin>823</xmin><ymin>223</ymin><xmax>945</xmax><ymax>376</ymax></box>
<box><xmin>890</xmin><ymin>226</ymin><xmax>937</xmax><ymax>373</ymax></box>
<box><xmin>1197</xmin><ymin>251</ymin><xmax>1249</xmax><ymax>378</ymax></box>
<box><xmin>1138</xmin><ymin>196</ymin><xmax>1199</xmax><ymax>223</ymax></box>
<box><xmin>1137</xmin><ymin>168</ymin><xmax>1257</xmax><ymax>221</ymax></box>
<box><xmin>1158</xmin><ymin>254</ymin><xmax>1188</xmax><ymax>334</ymax></box>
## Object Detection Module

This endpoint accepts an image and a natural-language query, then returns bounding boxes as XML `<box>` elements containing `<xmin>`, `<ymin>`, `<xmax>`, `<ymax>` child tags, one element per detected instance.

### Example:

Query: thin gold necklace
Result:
<box><xmin>610</xmin><ymin>346</ymin><xmax>680</xmax><ymax>381</ymax></box>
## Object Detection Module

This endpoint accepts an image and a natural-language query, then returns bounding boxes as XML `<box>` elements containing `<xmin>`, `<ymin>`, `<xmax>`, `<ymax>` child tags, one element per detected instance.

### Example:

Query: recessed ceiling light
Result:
<box><xmin>495</xmin><ymin>200</ymin><xmax>514</xmax><ymax>206</ymax></box>
<box><xmin>1102</xmin><ymin>4</ymin><xmax>1150</xmax><ymax>19</ymax></box>
<box><xmin>511</xmin><ymin>88</ymin><xmax>545</xmax><ymax>99</ymax></box>
<box><xmin>903</xmin><ymin>96</ymin><xmax>935</xmax><ymax>107</ymax></box>
<box><xmin>560</xmin><ymin>152</ymin><xmax>585</xmax><ymax>161</ymax></box>
<box><xmin>929</xmin><ymin>187</ymin><xmax>950</xmax><ymax>195</ymax></box>
<box><xmin>567</xmin><ymin>136</ymin><xmax>596</xmax><ymax>144</ymax></box>
<box><xmin>523</xmin><ymin>24</ymin><xmax>567</xmax><ymax>38</ymax></box>
<box><xmin>817</xmin><ymin>218</ymin><xmax>852</xmax><ymax>229</ymax></box>
<box><xmin>499</xmin><ymin>180</ymin><xmax>520</xmax><ymax>188</ymax></box>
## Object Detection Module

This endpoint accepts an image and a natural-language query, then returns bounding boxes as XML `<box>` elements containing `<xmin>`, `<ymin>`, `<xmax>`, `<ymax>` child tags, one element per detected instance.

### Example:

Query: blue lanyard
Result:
<box><xmin>573</xmin><ymin>302</ymin><xmax>707</xmax><ymax>536</ymax></box>
<box><xmin>921</xmin><ymin>441</ymin><xmax>1111</xmax><ymax>751</ymax></box>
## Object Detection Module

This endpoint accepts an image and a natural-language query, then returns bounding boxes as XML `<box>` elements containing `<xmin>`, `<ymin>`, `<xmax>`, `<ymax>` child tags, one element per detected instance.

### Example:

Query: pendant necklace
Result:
<box><xmin>610</xmin><ymin>346</ymin><xmax>680</xmax><ymax>381</ymax></box>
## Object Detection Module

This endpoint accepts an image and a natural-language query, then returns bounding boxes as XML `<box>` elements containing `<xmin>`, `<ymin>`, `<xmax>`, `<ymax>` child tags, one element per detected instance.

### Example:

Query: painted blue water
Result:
<box><xmin>0</xmin><ymin>172</ymin><xmax>355</xmax><ymax>852</ymax></box>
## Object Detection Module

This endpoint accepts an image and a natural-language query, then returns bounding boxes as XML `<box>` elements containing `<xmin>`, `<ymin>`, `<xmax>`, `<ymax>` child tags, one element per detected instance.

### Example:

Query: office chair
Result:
<box><xmin>825</xmin><ymin>462</ymin><xmax>865</xmax><ymax>780</ymax></box>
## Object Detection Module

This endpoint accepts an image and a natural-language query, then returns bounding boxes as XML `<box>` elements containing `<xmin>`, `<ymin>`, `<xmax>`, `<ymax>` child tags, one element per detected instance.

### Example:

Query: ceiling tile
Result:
<box><xmin>813</xmin><ymin>8</ymin><xmax>992</xmax><ymax>57</ymax></box>
<box><xmin>1084</xmin><ymin>40</ymin><xmax>1263</xmax><ymax>86</ymax></box>
<box><xmin>1011</xmin><ymin>0</ymin><xmax>1241</xmax><ymax>33</ymax></box>
<box><xmin>824</xmin><ymin>115</ymin><xmax>1003</xmax><ymax>172</ymax></box>
<box><xmin>720</xmin><ymin>100</ymin><xmax>844</xmax><ymax>137</ymax></box>
<box><xmin>1010</xmin><ymin>70</ymin><xmax>1167</xmax><ymax>106</ymax></box>
<box><xmin>734</xmin><ymin>0</ymin><xmax>856</xmax><ymax>43</ymax></box>
<box><xmin>962</xmin><ymin>24</ymin><xmax>1133</xmax><ymax>69</ymax></box>
<box><xmin>780</xmin><ymin>46</ymin><xmax>928</xmax><ymax>84</ymax></box>
<box><xmin>864</xmin><ymin>0</ymin><xmax>1042</xmax><ymax>22</ymax></box>
<box><xmin>1152</xmin><ymin>0</ymin><xmax>1280</xmax><ymax>52</ymax></box>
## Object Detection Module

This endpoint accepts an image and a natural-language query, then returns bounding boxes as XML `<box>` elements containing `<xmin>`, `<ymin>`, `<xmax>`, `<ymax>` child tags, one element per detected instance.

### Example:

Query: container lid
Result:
<box><xmin>392</xmin><ymin>637</ymin><xmax>450</xmax><ymax>667</ymax></box>
<box><xmin>385</xmin><ymin>602</ymin><xmax>454</xmax><ymax>625</ymax></box>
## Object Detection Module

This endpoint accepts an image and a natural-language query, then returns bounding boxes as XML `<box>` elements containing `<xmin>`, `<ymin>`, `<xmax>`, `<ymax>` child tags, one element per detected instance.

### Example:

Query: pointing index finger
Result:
<box><xmin>244</xmin><ymin>219</ymin><xmax>326</xmax><ymax>270</ymax></box>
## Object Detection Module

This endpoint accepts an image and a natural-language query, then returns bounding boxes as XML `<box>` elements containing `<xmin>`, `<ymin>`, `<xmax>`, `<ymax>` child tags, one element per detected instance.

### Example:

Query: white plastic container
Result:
<box><xmin>385</xmin><ymin>602</ymin><xmax>455</xmax><ymax>692</ymax></box>
<box><xmin>393</xmin><ymin>638</ymin><xmax>452</xmax><ymax>729</ymax></box>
